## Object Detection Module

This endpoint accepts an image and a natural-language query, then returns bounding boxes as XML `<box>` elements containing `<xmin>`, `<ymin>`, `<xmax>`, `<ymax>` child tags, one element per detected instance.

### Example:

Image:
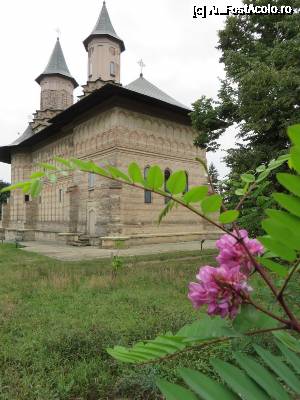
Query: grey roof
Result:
<box><xmin>11</xmin><ymin>125</ymin><xmax>34</xmax><ymax>145</ymax></box>
<box><xmin>83</xmin><ymin>1</ymin><xmax>125</xmax><ymax>51</ymax></box>
<box><xmin>125</xmin><ymin>74</ymin><xmax>189</xmax><ymax>110</ymax></box>
<box><xmin>36</xmin><ymin>38</ymin><xmax>78</xmax><ymax>88</ymax></box>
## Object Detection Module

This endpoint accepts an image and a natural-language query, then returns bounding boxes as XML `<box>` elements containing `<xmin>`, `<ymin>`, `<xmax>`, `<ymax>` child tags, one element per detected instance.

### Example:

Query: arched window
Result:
<box><xmin>110</xmin><ymin>61</ymin><xmax>116</xmax><ymax>77</ymax></box>
<box><xmin>144</xmin><ymin>167</ymin><xmax>152</xmax><ymax>204</ymax></box>
<box><xmin>184</xmin><ymin>171</ymin><xmax>189</xmax><ymax>194</ymax></box>
<box><xmin>164</xmin><ymin>168</ymin><xmax>171</xmax><ymax>204</ymax></box>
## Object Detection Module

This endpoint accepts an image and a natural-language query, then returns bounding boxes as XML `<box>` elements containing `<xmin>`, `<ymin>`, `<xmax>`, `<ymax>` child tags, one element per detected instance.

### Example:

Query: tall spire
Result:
<box><xmin>83</xmin><ymin>1</ymin><xmax>125</xmax><ymax>52</ymax></box>
<box><xmin>36</xmin><ymin>38</ymin><xmax>78</xmax><ymax>88</ymax></box>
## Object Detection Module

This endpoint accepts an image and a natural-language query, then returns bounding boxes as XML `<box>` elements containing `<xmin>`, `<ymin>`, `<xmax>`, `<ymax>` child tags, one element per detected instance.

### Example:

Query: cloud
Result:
<box><xmin>0</xmin><ymin>0</ymin><xmax>242</xmax><ymax>182</ymax></box>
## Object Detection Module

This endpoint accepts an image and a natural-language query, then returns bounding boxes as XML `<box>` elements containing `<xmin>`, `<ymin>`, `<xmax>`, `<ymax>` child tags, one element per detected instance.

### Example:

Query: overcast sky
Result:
<box><xmin>0</xmin><ymin>0</ymin><xmax>243</xmax><ymax>182</ymax></box>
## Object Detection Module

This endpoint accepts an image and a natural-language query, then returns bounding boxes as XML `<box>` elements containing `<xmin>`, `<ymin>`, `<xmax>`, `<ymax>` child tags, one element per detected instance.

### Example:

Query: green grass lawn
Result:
<box><xmin>1</xmin><ymin>244</ymin><xmax>296</xmax><ymax>399</ymax></box>
<box><xmin>0</xmin><ymin>243</ymin><xmax>223</xmax><ymax>400</ymax></box>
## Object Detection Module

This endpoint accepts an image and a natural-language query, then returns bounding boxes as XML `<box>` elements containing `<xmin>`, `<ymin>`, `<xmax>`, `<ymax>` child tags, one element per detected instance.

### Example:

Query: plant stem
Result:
<box><xmin>239</xmin><ymin>240</ymin><xmax>300</xmax><ymax>332</ymax></box>
<box><xmin>235</xmin><ymin>183</ymin><xmax>256</xmax><ymax>211</ymax></box>
<box><xmin>278</xmin><ymin>260</ymin><xmax>300</xmax><ymax>299</ymax></box>
<box><xmin>138</xmin><ymin>326</ymin><xmax>288</xmax><ymax>366</ymax></box>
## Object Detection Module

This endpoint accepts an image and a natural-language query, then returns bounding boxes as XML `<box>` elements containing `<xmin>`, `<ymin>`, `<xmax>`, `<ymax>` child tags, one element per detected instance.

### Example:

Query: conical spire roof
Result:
<box><xmin>36</xmin><ymin>38</ymin><xmax>78</xmax><ymax>88</ymax></box>
<box><xmin>83</xmin><ymin>1</ymin><xmax>125</xmax><ymax>52</ymax></box>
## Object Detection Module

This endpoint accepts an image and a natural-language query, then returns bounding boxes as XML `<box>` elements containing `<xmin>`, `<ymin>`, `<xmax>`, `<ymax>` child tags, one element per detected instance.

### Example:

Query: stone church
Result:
<box><xmin>0</xmin><ymin>2</ymin><xmax>215</xmax><ymax>247</ymax></box>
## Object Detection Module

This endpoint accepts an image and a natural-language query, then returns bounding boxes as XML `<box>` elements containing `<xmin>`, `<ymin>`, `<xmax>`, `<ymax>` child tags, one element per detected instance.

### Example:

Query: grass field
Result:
<box><xmin>0</xmin><ymin>243</ymin><xmax>225</xmax><ymax>400</ymax></box>
<box><xmin>1</xmin><ymin>243</ymin><xmax>293</xmax><ymax>399</ymax></box>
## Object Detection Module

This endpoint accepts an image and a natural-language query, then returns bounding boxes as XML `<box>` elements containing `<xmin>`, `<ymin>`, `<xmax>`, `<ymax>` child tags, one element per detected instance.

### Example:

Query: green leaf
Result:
<box><xmin>268</xmin><ymin>159</ymin><xmax>286</xmax><ymax>171</ymax></box>
<box><xmin>38</xmin><ymin>162</ymin><xmax>58</xmax><ymax>171</ymax></box>
<box><xmin>179</xmin><ymin>368</ymin><xmax>238</xmax><ymax>400</ymax></box>
<box><xmin>183</xmin><ymin>186</ymin><xmax>208</xmax><ymax>204</ymax></box>
<box><xmin>234</xmin><ymin>353</ymin><xmax>290</xmax><ymax>400</ymax></box>
<box><xmin>256</xmin><ymin>170</ymin><xmax>271</xmax><ymax>183</ymax></box>
<box><xmin>55</xmin><ymin>157</ymin><xmax>75</xmax><ymax>169</ymax></box>
<box><xmin>90</xmin><ymin>164</ymin><xmax>110</xmax><ymax>177</ymax></box>
<box><xmin>30</xmin><ymin>172</ymin><xmax>45</xmax><ymax>179</ymax></box>
<box><xmin>177</xmin><ymin>316</ymin><xmax>241</xmax><ymax>341</ymax></box>
<box><xmin>128</xmin><ymin>162</ymin><xmax>143</xmax><ymax>183</ymax></box>
<box><xmin>201</xmin><ymin>194</ymin><xmax>222</xmax><ymax>214</ymax></box>
<box><xmin>30</xmin><ymin>180</ymin><xmax>42</xmax><ymax>198</ymax></box>
<box><xmin>257</xmin><ymin>257</ymin><xmax>288</xmax><ymax>278</ymax></box>
<box><xmin>254</xmin><ymin>345</ymin><xmax>300</xmax><ymax>394</ymax></box>
<box><xmin>258</xmin><ymin>236</ymin><xmax>297</xmax><ymax>262</ymax></box>
<box><xmin>156</xmin><ymin>379</ymin><xmax>198</xmax><ymax>400</ymax></box>
<box><xmin>219</xmin><ymin>210</ymin><xmax>239</xmax><ymax>224</ymax></box>
<box><xmin>273</xmin><ymin>331</ymin><xmax>300</xmax><ymax>353</ymax></box>
<box><xmin>288</xmin><ymin>124</ymin><xmax>300</xmax><ymax>147</ymax></box>
<box><xmin>1</xmin><ymin>183</ymin><xmax>24</xmax><ymax>193</ymax></box>
<box><xmin>106</xmin><ymin>166</ymin><xmax>130</xmax><ymax>182</ymax></box>
<box><xmin>235</xmin><ymin>188</ymin><xmax>245</xmax><ymax>196</ymax></box>
<box><xmin>166</xmin><ymin>171</ymin><xmax>187</xmax><ymax>195</ymax></box>
<box><xmin>277</xmin><ymin>173</ymin><xmax>300</xmax><ymax>198</ymax></box>
<box><xmin>261</xmin><ymin>219</ymin><xmax>300</xmax><ymax>251</ymax></box>
<box><xmin>108</xmin><ymin>317</ymin><xmax>240</xmax><ymax>365</ymax></box>
<box><xmin>276</xmin><ymin>340</ymin><xmax>300</xmax><ymax>374</ymax></box>
<box><xmin>273</xmin><ymin>193</ymin><xmax>300</xmax><ymax>218</ymax></box>
<box><xmin>70</xmin><ymin>158</ymin><xmax>93</xmax><ymax>172</ymax></box>
<box><xmin>211</xmin><ymin>359</ymin><xmax>269</xmax><ymax>400</ymax></box>
<box><xmin>256</xmin><ymin>165</ymin><xmax>266</xmax><ymax>173</ymax></box>
<box><xmin>291</xmin><ymin>147</ymin><xmax>300</xmax><ymax>174</ymax></box>
<box><xmin>22</xmin><ymin>182</ymin><xmax>32</xmax><ymax>194</ymax></box>
<box><xmin>158</xmin><ymin>200</ymin><xmax>175</xmax><ymax>224</ymax></box>
<box><xmin>145</xmin><ymin>166</ymin><xmax>164</xmax><ymax>190</ymax></box>
<box><xmin>241</xmin><ymin>174</ymin><xmax>255</xmax><ymax>183</ymax></box>
<box><xmin>266</xmin><ymin>209</ymin><xmax>300</xmax><ymax>235</ymax></box>
<box><xmin>233</xmin><ymin>305</ymin><xmax>277</xmax><ymax>333</ymax></box>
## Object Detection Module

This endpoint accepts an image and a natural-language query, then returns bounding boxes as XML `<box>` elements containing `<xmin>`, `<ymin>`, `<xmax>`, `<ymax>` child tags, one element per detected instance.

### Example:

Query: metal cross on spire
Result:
<box><xmin>137</xmin><ymin>59</ymin><xmax>146</xmax><ymax>76</ymax></box>
<box><xmin>55</xmin><ymin>27</ymin><xmax>61</xmax><ymax>39</ymax></box>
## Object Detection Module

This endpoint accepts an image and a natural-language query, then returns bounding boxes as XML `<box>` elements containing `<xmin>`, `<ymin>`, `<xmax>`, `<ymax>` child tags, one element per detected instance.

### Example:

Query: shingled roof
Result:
<box><xmin>11</xmin><ymin>125</ymin><xmax>34</xmax><ymax>145</ymax></box>
<box><xmin>35</xmin><ymin>38</ymin><xmax>78</xmax><ymax>88</ymax></box>
<box><xmin>126</xmin><ymin>74</ymin><xmax>189</xmax><ymax>109</ymax></box>
<box><xmin>83</xmin><ymin>1</ymin><xmax>125</xmax><ymax>51</ymax></box>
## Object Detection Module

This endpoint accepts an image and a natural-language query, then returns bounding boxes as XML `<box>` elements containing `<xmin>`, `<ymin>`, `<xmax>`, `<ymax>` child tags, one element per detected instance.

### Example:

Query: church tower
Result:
<box><xmin>35</xmin><ymin>38</ymin><xmax>78</xmax><ymax>112</ymax></box>
<box><xmin>82</xmin><ymin>1</ymin><xmax>125</xmax><ymax>94</ymax></box>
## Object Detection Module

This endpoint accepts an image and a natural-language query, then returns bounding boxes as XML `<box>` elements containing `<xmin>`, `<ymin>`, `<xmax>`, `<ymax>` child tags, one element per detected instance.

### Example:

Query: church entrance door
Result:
<box><xmin>88</xmin><ymin>209</ymin><xmax>96</xmax><ymax>236</ymax></box>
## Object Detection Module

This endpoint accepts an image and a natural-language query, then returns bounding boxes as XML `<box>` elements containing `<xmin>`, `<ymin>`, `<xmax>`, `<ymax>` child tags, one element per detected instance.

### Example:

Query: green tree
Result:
<box><xmin>0</xmin><ymin>181</ymin><xmax>9</xmax><ymax>204</ymax></box>
<box><xmin>191</xmin><ymin>0</ymin><xmax>300</xmax><ymax>168</ymax></box>
<box><xmin>208</xmin><ymin>163</ymin><xmax>219</xmax><ymax>189</ymax></box>
<box><xmin>0</xmin><ymin>181</ymin><xmax>10</xmax><ymax>220</ymax></box>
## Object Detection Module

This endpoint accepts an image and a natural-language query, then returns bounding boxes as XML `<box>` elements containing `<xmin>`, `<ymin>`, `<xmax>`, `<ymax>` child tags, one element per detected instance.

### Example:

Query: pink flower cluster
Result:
<box><xmin>188</xmin><ymin>230</ymin><xmax>264</xmax><ymax>319</ymax></box>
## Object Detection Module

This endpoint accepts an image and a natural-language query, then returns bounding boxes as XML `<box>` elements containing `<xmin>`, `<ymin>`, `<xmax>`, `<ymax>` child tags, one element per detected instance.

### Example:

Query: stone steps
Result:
<box><xmin>70</xmin><ymin>236</ymin><xmax>91</xmax><ymax>247</ymax></box>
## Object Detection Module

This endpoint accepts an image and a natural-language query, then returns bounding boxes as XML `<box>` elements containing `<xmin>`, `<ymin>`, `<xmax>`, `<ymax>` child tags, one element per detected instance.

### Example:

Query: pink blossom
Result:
<box><xmin>188</xmin><ymin>265</ymin><xmax>252</xmax><ymax>319</ymax></box>
<box><xmin>216</xmin><ymin>229</ymin><xmax>264</xmax><ymax>273</ymax></box>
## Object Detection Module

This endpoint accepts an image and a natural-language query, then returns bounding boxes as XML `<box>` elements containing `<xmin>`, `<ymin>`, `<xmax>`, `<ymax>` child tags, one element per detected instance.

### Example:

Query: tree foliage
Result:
<box><xmin>191</xmin><ymin>0</ymin><xmax>300</xmax><ymax>162</ymax></box>
<box><xmin>0</xmin><ymin>181</ymin><xmax>10</xmax><ymax>205</ymax></box>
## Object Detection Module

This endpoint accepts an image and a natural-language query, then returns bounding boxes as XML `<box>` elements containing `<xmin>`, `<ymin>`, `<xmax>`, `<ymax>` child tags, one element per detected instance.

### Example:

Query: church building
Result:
<box><xmin>0</xmin><ymin>2</ymin><xmax>214</xmax><ymax>247</ymax></box>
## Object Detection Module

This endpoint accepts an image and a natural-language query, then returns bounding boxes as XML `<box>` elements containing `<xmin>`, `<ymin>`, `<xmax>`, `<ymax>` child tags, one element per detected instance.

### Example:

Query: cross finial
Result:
<box><xmin>55</xmin><ymin>27</ymin><xmax>61</xmax><ymax>39</ymax></box>
<box><xmin>137</xmin><ymin>59</ymin><xmax>146</xmax><ymax>76</ymax></box>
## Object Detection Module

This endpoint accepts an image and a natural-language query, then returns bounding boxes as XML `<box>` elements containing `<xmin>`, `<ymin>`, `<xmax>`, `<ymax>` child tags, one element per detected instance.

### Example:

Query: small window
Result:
<box><xmin>144</xmin><ymin>167</ymin><xmax>152</xmax><ymax>204</ymax></box>
<box><xmin>59</xmin><ymin>189</ymin><xmax>63</xmax><ymax>203</ymax></box>
<box><xmin>24</xmin><ymin>195</ymin><xmax>30</xmax><ymax>203</ymax></box>
<box><xmin>164</xmin><ymin>169</ymin><xmax>171</xmax><ymax>204</ymax></box>
<box><xmin>88</xmin><ymin>173</ymin><xmax>95</xmax><ymax>190</ymax></box>
<box><xmin>110</xmin><ymin>61</ymin><xmax>116</xmax><ymax>77</ymax></box>
<box><xmin>109</xmin><ymin>47</ymin><xmax>116</xmax><ymax>56</ymax></box>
